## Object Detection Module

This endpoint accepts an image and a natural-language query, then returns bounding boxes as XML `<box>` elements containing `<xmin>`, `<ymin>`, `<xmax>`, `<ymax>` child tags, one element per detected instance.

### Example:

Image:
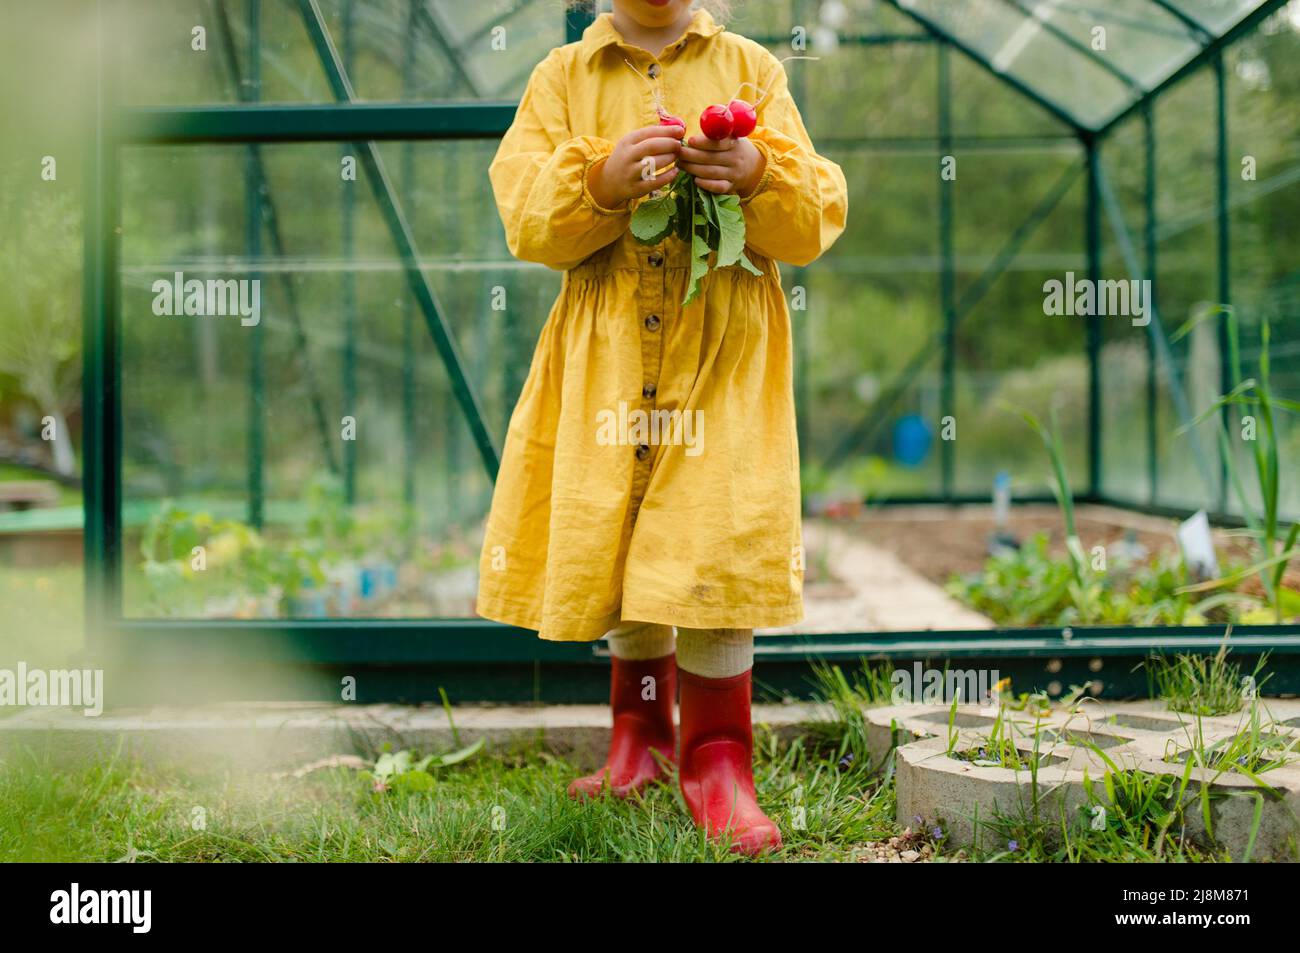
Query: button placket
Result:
<box><xmin>630</xmin><ymin>242</ymin><xmax>667</xmax><ymax>524</ymax></box>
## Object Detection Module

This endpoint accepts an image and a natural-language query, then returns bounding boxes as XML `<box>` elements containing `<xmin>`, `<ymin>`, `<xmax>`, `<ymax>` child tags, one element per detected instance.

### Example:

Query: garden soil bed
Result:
<box><xmin>846</xmin><ymin>502</ymin><xmax>1292</xmax><ymax>588</ymax></box>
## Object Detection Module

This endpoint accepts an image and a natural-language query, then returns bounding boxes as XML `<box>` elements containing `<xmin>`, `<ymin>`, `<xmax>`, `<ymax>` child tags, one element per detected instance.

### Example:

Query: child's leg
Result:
<box><xmin>675</xmin><ymin>627</ymin><xmax>782</xmax><ymax>855</ymax></box>
<box><xmin>605</xmin><ymin>621</ymin><xmax>675</xmax><ymax>661</ymax></box>
<box><xmin>674</xmin><ymin>626</ymin><xmax>753</xmax><ymax>678</ymax></box>
<box><xmin>568</xmin><ymin>622</ymin><xmax>677</xmax><ymax>800</ymax></box>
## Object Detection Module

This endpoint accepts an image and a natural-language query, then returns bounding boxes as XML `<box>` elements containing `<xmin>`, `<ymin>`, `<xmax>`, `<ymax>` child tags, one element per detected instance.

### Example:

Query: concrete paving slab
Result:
<box><xmin>870</xmin><ymin>699</ymin><xmax>1300</xmax><ymax>860</ymax></box>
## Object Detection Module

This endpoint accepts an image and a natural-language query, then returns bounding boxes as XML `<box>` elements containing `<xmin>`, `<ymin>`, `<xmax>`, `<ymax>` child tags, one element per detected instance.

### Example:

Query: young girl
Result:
<box><xmin>477</xmin><ymin>0</ymin><xmax>847</xmax><ymax>855</ymax></box>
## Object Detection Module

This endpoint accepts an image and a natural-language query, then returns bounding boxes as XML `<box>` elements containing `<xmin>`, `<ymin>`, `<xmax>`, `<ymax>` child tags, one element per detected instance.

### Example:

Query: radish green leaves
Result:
<box><xmin>630</xmin><ymin>171</ymin><xmax>761</xmax><ymax>305</ymax></box>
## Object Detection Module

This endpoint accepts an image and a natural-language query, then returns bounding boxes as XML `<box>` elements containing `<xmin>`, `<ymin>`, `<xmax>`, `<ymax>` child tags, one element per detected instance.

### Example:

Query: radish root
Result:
<box><xmin>625</xmin><ymin>52</ymin><xmax>821</xmax><ymax>117</ymax></box>
<box><xmin>730</xmin><ymin>56</ymin><xmax>819</xmax><ymax>110</ymax></box>
<box><xmin>623</xmin><ymin>57</ymin><xmax>668</xmax><ymax>114</ymax></box>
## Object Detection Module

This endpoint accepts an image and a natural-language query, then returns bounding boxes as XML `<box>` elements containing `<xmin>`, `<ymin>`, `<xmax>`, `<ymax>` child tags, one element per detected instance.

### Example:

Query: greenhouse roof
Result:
<box><xmin>882</xmin><ymin>0</ymin><xmax>1291</xmax><ymax>133</ymax></box>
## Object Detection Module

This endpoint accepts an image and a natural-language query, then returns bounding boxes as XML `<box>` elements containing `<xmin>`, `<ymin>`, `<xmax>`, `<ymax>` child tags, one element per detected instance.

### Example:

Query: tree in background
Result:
<box><xmin>0</xmin><ymin>161</ymin><xmax>82</xmax><ymax>477</ymax></box>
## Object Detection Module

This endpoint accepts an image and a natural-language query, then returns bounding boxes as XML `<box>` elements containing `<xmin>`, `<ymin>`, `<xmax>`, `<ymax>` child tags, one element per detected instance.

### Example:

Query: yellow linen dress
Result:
<box><xmin>476</xmin><ymin>9</ymin><xmax>848</xmax><ymax>642</ymax></box>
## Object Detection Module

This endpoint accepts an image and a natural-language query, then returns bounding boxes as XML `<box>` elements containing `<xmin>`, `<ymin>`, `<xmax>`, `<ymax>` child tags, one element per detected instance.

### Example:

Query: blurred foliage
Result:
<box><xmin>947</xmin><ymin>532</ymin><xmax>1215</xmax><ymax>627</ymax></box>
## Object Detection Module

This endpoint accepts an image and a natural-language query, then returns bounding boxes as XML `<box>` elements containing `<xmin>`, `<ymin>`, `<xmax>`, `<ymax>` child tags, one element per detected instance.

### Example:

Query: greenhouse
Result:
<box><xmin>3</xmin><ymin>0</ymin><xmax>1299</xmax><ymax>703</ymax></box>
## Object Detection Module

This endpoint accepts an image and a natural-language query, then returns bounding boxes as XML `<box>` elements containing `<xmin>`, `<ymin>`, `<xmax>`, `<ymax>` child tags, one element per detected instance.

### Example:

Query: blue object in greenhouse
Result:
<box><xmin>892</xmin><ymin>414</ymin><xmax>932</xmax><ymax>467</ymax></box>
<box><xmin>360</xmin><ymin>565</ymin><xmax>381</xmax><ymax>601</ymax></box>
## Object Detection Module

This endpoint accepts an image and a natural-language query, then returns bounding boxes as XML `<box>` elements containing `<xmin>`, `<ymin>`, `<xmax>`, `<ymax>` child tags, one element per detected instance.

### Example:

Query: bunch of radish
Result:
<box><xmin>656</xmin><ymin>99</ymin><xmax>757</xmax><ymax>140</ymax></box>
<box><xmin>634</xmin><ymin>96</ymin><xmax>765</xmax><ymax>306</ymax></box>
<box><xmin>698</xmin><ymin>99</ymin><xmax>758</xmax><ymax>140</ymax></box>
<box><xmin>627</xmin><ymin>64</ymin><xmax>782</xmax><ymax>304</ymax></box>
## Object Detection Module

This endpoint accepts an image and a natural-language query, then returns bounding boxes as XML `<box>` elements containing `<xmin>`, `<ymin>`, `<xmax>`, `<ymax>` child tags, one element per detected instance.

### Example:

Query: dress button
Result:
<box><xmin>648</xmin><ymin>63</ymin><xmax>660</xmax><ymax>79</ymax></box>
<box><xmin>635</xmin><ymin>444</ymin><xmax>650</xmax><ymax>461</ymax></box>
<box><xmin>648</xmin><ymin>252</ymin><xmax>664</xmax><ymax>267</ymax></box>
<box><xmin>644</xmin><ymin>314</ymin><xmax>661</xmax><ymax>331</ymax></box>
<box><xmin>642</xmin><ymin>382</ymin><xmax>657</xmax><ymax>399</ymax></box>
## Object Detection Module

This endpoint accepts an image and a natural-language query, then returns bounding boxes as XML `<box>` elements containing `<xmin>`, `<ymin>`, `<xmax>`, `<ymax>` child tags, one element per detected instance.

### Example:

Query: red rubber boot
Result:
<box><xmin>568</xmin><ymin>653</ymin><xmax>676</xmax><ymax>799</ymax></box>
<box><xmin>678</xmin><ymin>668</ymin><xmax>782</xmax><ymax>855</ymax></box>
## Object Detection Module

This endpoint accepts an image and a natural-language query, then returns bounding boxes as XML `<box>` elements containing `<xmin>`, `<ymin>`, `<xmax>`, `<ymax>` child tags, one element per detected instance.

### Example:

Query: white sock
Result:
<box><xmin>606</xmin><ymin>621</ymin><xmax>675</xmax><ymax>660</ymax></box>
<box><xmin>675</xmin><ymin>627</ymin><xmax>754</xmax><ymax>678</ymax></box>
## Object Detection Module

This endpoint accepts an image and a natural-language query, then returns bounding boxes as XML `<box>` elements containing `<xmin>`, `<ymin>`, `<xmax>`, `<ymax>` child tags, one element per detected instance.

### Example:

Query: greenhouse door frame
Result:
<box><xmin>81</xmin><ymin>0</ymin><xmax>1300</xmax><ymax>703</ymax></box>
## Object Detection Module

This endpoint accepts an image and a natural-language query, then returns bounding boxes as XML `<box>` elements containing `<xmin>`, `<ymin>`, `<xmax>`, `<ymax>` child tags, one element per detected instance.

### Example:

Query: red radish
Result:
<box><xmin>699</xmin><ymin>104</ymin><xmax>734</xmax><ymax>140</ymax></box>
<box><xmin>727</xmin><ymin>99</ymin><xmax>757</xmax><ymax>137</ymax></box>
<box><xmin>656</xmin><ymin>104</ymin><xmax>685</xmax><ymax>128</ymax></box>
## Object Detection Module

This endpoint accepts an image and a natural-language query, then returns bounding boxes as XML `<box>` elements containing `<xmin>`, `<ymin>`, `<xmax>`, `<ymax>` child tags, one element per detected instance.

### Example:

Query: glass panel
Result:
<box><xmin>798</xmin><ymin>150</ymin><xmax>942</xmax><ymax>505</ymax></box>
<box><xmin>898</xmin><ymin>0</ymin><xmax>1137</xmax><ymax>128</ymax></box>
<box><xmin>1151</xmin><ymin>69</ymin><xmax>1223</xmax><ymax>512</ymax></box>
<box><xmin>952</xmin><ymin>152</ymin><xmax>1088</xmax><ymax>497</ymax></box>
<box><xmin>729</xmin><ymin>0</ymin><xmax>930</xmax><ymax>44</ymax></box>
<box><xmin>117</xmin><ymin>0</ymin><xmax>565</xmax><ymax>105</ymax></box>
<box><xmin>118</xmin><ymin>141</ymin><xmax>536</xmax><ymax>619</ymax></box>
<box><xmin>1098</xmin><ymin>116</ymin><xmax>1155</xmax><ymax>506</ymax></box>
<box><xmin>1226</xmin><ymin>18</ymin><xmax>1300</xmax><ymax>521</ymax></box>
<box><xmin>1017</xmin><ymin>0</ymin><xmax>1201</xmax><ymax>89</ymax></box>
<box><xmin>801</xmin><ymin>34</ymin><xmax>938</xmax><ymax>139</ymax></box>
<box><xmin>1174</xmin><ymin>0</ymin><xmax>1267</xmax><ymax>32</ymax></box>
<box><xmin>949</xmin><ymin>47</ymin><xmax>1075</xmax><ymax>136</ymax></box>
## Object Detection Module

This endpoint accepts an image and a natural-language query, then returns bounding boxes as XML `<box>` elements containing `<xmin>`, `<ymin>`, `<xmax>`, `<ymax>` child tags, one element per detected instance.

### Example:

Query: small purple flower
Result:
<box><xmin>1007</xmin><ymin>839</ymin><xmax>1019</xmax><ymax>852</ymax></box>
<box><xmin>913</xmin><ymin>815</ymin><xmax>923</xmax><ymax>826</ymax></box>
<box><xmin>931</xmin><ymin>826</ymin><xmax>943</xmax><ymax>840</ymax></box>
<box><xmin>838</xmin><ymin>752</ymin><xmax>855</xmax><ymax>771</ymax></box>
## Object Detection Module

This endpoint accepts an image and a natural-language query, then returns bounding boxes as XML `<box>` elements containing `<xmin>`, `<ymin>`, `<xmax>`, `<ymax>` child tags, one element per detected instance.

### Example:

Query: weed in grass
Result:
<box><xmin>1145</xmin><ymin>643</ymin><xmax>1269</xmax><ymax>716</ymax></box>
<box><xmin>806</xmin><ymin>660</ymin><xmax>894</xmax><ymax>772</ymax></box>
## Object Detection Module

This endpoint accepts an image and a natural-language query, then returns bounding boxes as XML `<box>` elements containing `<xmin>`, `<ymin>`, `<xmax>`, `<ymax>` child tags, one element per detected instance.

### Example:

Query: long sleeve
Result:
<box><xmin>740</xmin><ymin>59</ymin><xmax>848</xmax><ymax>267</ymax></box>
<box><xmin>489</xmin><ymin>51</ymin><xmax>630</xmax><ymax>272</ymax></box>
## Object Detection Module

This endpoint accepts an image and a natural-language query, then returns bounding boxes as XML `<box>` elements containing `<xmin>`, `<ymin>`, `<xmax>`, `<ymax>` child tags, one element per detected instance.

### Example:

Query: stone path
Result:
<box><xmin>767</xmin><ymin>519</ymin><xmax>994</xmax><ymax>635</ymax></box>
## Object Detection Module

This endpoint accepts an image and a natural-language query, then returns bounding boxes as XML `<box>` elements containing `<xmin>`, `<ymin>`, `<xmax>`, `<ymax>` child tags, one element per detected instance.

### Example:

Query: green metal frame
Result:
<box><xmin>83</xmin><ymin>0</ymin><xmax>1300</xmax><ymax>703</ymax></box>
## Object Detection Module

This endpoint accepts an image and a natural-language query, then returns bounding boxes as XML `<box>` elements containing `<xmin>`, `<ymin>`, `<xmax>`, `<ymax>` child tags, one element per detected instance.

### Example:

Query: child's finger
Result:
<box><xmin>631</xmin><ymin>166</ymin><xmax>680</xmax><ymax>197</ymax></box>
<box><xmin>685</xmin><ymin>135</ymin><xmax>733</xmax><ymax>152</ymax></box>
<box><xmin>678</xmin><ymin>145</ymin><xmax>737</xmax><ymax>166</ymax></box>
<box><xmin>631</xmin><ymin>136</ymin><xmax>686</xmax><ymax>160</ymax></box>
<box><xmin>692</xmin><ymin>178</ymin><xmax>733</xmax><ymax>194</ymax></box>
<box><xmin>632</xmin><ymin>154</ymin><xmax>679</xmax><ymax>183</ymax></box>
<box><xmin>627</xmin><ymin>125</ymin><xmax>685</xmax><ymax>145</ymax></box>
<box><xmin>678</xmin><ymin>161</ymin><xmax>731</xmax><ymax>180</ymax></box>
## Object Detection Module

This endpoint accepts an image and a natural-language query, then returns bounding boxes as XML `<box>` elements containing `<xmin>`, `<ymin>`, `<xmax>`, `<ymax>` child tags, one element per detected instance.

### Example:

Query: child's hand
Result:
<box><xmin>678</xmin><ymin>135</ymin><xmax>765</xmax><ymax>196</ymax></box>
<box><xmin>589</xmin><ymin>124</ymin><xmax>686</xmax><ymax>209</ymax></box>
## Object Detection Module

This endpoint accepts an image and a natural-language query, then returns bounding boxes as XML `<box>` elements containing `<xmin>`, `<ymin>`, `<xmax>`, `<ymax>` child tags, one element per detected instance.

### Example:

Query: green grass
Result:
<box><xmin>0</xmin><ymin>646</ymin><xmax>1288</xmax><ymax>862</ymax></box>
<box><xmin>1144</xmin><ymin>645</ymin><xmax>1268</xmax><ymax>717</ymax></box>
<box><xmin>0</xmin><ymin>730</ymin><xmax>908</xmax><ymax>863</ymax></box>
